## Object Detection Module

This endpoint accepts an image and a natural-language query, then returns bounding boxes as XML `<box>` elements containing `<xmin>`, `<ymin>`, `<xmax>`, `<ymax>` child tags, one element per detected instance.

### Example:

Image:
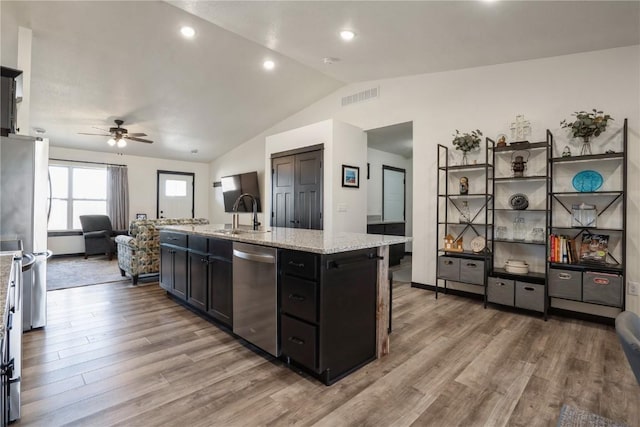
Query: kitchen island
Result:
<box><xmin>158</xmin><ymin>224</ymin><xmax>409</xmax><ymax>384</ymax></box>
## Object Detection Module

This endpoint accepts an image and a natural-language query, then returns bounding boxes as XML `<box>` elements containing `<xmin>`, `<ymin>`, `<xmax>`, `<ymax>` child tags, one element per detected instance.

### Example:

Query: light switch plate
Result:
<box><xmin>629</xmin><ymin>281</ymin><xmax>639</xmax><ymax>296</ymax></box>
<box><xmin>338</xmin><ymin>203</ymin><xmax>347</xmax><ymax>212</ymax></box>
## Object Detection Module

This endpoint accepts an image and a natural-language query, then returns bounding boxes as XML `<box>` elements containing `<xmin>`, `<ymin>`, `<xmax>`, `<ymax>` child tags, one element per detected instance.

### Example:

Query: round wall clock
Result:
<box><xmin>572</xmin><ymin>170</ymin><xmax>603</xmax><ymax>192</ymax></box>
<box><xmin>508</xmin><ymin>193</ymin><xmax>529</xmax><ymax>210</ymax></box>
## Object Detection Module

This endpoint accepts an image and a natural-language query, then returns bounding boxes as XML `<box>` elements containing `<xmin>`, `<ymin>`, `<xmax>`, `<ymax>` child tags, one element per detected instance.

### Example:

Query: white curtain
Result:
<box><xmin>107</xmin><ymin>165</ymin><xmax>129</xmax><ymax>230</ymax></box>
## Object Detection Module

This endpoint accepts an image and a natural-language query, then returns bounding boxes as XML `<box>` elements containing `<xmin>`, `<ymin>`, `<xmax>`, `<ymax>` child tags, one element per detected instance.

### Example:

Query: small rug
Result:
<box><xmin>47</xmin><ymin>256</ymin><xmax>128</xmax><ymax>291</ymax></box>
<box><xmin>557</xmin><ymin>404</ymin><xmax>629</xmax><ymax>427</ymax></box>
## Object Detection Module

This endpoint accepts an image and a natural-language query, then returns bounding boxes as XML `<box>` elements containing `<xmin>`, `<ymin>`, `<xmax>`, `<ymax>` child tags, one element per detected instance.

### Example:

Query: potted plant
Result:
<box><xmin>560</xmin><ymin>109</ymin><xmax>613</xmax><ymax>155</ymax></box>
<box><xmin>452</xmin><ymin>129</ymin><xmax>482</xmax><ymax>165</ymax></box>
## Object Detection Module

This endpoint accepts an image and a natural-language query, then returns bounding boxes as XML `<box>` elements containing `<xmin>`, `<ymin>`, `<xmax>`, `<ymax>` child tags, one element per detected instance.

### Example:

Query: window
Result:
<box><xmin>165</xmin><ymin>179</ymin><xmax>187</xmax><ymax>197</ymax></box>
<box><xmin>48</xmin><ymin>164</ymin><xmax>107</xmax><ymax>230</ymax></box>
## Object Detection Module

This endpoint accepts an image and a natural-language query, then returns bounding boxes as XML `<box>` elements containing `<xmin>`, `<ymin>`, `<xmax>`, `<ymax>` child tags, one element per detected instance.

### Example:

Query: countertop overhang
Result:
<box><xmin>160</xmin><ymin>224</ymin><xmax>411</xmax><ymax>254</ymax></box>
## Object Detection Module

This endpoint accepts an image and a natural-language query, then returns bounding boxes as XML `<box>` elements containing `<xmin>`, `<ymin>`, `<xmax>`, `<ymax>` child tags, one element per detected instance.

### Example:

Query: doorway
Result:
<box><xmin>157</xmin><ymin>171</ymin><xmax>194</xmax><ymax>219</ymax></box>
<box><xmin>383</xmin><ymin>166</ymin><xmax>406</xmax><ymax>222</ymax></box>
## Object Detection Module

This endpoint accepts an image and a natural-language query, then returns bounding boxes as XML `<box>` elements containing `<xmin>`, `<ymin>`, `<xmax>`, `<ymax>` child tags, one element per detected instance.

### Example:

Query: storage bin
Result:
<box><xmin>459</xmin><ymin>260</ymin><xmax>485</xmax><ymax>285</ymax></box>
<box><xmin>582</xmin><ymin>271</ymin><xmax>622</xmax><ymax>307</ymax></box>
<box><xmin>548</xmin><ymin>268</ymin><xmax>581</xmax><ymax>301</ymax></box>
<box><xmin>515</xmin><ymin>281</ymin><xmax>545</xmax><ymax>312</ymax></box>
<box><xmin>437</xmin><ymin>256</ymin><xmax>459</xmax><ymax>281</ymax></box>
<box><xmin>487</xmin><ymin>277</ymin><xmax>514</xmax><ymax>306</ymax></box>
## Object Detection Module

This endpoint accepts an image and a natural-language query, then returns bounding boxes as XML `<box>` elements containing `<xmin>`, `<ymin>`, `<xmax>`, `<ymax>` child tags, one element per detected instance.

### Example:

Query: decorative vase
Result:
<box><xmin>580</xmin><ymin>136</ymin><xmax>592</xmax><ymax>156</ymax></box>
<box><xmin>462</xmin><ymin>152</ymin><xmax>468</xmax><ymax>165</ymax></box>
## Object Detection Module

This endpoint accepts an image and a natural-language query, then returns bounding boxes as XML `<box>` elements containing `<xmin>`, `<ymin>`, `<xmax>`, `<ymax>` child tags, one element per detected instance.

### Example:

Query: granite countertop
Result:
<box><xmin>0</xmin><ymin>253</ymin><xmax>19</xmax><ymax>342</ymax></box>
<box><xmin>161</xmin><ymin>224</ymin><xmax>411</xmax><ymax>254</ymax></box>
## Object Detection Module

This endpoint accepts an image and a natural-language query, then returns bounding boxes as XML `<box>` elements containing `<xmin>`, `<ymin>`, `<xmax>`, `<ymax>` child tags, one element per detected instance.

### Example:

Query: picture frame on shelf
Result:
<box><xmin>136</xmin><ymin>213</ymin><xmax>147</xmax><ymax>220</ymax></box>
<box><xmin>342</xmin><ymin>165</ymin><xmax>360</xmax><ymax>188</ymax></box>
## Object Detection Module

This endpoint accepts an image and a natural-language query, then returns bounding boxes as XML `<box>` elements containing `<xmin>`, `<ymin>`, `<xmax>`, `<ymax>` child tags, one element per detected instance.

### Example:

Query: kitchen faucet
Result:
<box><xmin>232</xmin><ymin>193</ymin><xmax>260</xmax><ymax>230</ymax></box>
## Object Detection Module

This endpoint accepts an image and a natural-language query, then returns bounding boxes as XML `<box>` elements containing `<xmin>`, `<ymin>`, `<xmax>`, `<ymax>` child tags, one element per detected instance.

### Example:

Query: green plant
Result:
<box><xmin>452</xmin><ymin>129</ymin><xmax>482</xmax><ymax>153</ymax></box>
<box><xmin>560</xmin><ymin>109</ymin><xmax>613</xmax><ymax>141</ymax></box>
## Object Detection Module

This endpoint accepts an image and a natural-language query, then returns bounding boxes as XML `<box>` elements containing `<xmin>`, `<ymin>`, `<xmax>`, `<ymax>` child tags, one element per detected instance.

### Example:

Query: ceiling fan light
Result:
<box><xmin>117</xmin><ymin>138</ymin><xmax>127</xmax><ymax>148</ymax></box>
<box><xmin>107</xmin><ymin>138</ymin><xmax>116</xmax><ymax>146</ymax></box>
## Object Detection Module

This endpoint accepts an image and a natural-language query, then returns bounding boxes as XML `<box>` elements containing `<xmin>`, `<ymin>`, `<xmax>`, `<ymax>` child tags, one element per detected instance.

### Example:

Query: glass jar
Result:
<box><xmin>459</xmin><ymin>201</ymin><xmax>471</xmax><ymax>223</ymax></box>
<box><xmin>513</xmin><ymin>216</ymin><xmax>526</xmax><ymax>241</ymax></box>
<box><xmin>496</xmin><ymin>226</ymin><xmax>508</xmax><ymax>240</ymax></box>
<box><xmin>531</xmin><ymin>227</ymin><xmax>545</xmax><ymax>243</ymax></box>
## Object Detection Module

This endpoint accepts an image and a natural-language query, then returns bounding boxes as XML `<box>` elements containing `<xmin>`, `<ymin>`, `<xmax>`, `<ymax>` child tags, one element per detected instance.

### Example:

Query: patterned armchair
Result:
<box><xmin>116</xmin><ymin>218</ymin><xmax>209</xmax><ymax>284</ymax></box>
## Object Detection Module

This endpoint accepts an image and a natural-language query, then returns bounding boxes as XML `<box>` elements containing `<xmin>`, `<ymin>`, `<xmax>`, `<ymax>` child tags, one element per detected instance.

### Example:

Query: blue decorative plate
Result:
<box><xmin>572</xmin><ymin>170</ymin><xmax>603</xmax><ymax>192</ymax></box>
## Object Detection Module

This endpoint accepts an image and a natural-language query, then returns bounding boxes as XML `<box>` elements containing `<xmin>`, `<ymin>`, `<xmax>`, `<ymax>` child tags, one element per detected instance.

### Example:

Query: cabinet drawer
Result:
<box><xmin>282</xmin><ymin>250</ymin><xmax>318</xmax><ymax>280</ymax></box>
<box><xmin>366</xmin><ymin>224</ymin><xmax>384</xmax><ymax>235</ymax></box>
<box><xmin>548</xmin><ymin>268</ymin><xmax>581</xmax><ymax>300</ymax></box>
<box><xmin>209</xmin><ymin>238</ymin><xmax>232</xmax><ymax>261</ymax></box>
<box><xmin>582</xmin><ymin>272</ymin><xmax>622</xmax><ymax>307</ymax></box>
<box><xmin>281</xmin><ymin>275</ymin><xmax>317</xmax><ymax>323</ymax></box>
<box><xmin>384</xmin><ymin>223</ymin><xmax>405</xmax><ymax>236</ymax></box>
<box><xmin>487</xmin><ymin>277</ymin><xmax>514</xmax><ymax>306</ymax></box>
<box><xmin>515</xmin><ymin>281</ymin><xmax>545</xmax><ymax>313</ymax></box>
<box><xmin>459</xmin><ymin>259</ymin><xmax>484</xmax><ymax>285</ymax></box>
<box><xmin>188</xmin><ymin>235</ymin><xmax>208</xmax><ymax>253</ymax></box>
<box><xmin>437</xmin><ymin>256</ymin><xmax>459</xmax><ymax>281</ymax></box>
<box><xmin>160</xmin><ymin>231</ymin><xmax>187</xmax><ymax>247</ymax></box>
<box><xmin>281</xmin><ymin>315</ymin><xmax>317</xmax><ymax>371</ymax></box>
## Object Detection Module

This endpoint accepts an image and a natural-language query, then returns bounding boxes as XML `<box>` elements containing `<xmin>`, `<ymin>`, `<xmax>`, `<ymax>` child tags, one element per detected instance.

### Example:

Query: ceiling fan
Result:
<box><xmin>79</xmin><ymin>119</ymin><xmax>153</xmax><ymax>147</ymax></box>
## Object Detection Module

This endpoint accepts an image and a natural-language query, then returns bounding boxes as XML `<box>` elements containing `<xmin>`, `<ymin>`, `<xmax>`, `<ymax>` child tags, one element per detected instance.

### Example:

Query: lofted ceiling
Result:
<box><xmin>1</xmin><ymin>1</ymin><xmax>638</xmax><ymax>162</ymax></box>
<box><xmin>367</xmin><ymin>122</ymin><xmax>413</xmax><ymax>159</ymax></box>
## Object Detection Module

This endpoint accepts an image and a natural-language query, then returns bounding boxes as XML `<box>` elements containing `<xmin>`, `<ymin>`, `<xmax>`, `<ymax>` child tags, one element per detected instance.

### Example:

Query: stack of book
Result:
<box><xmin>548</xmin><ymin>234</ymin><xmax>609</xmax><ymax>264</ymax></box>
<box><xmin>548</xmin><ymin>235</ymin><xmax>577</xmax><ymax>264</ymax></box>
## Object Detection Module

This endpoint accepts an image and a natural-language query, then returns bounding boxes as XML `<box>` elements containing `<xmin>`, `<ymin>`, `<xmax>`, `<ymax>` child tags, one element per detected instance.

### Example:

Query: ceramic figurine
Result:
<box><xmin>459</xmin><ymin>176</ymin><xmax>469</xmax><ymax>195</ymax></box>
<box><xmin>562</xmin><ymin>146</ymin><xmax>571</xmax><ymax>157</ymax></box>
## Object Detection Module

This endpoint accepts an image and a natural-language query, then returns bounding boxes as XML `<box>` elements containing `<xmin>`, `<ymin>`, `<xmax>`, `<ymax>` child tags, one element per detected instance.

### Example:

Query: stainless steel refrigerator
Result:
<box><xmin>0</xmin><ymin>134</ymin><xmax>49</xmax><ymax>333</ymax></box>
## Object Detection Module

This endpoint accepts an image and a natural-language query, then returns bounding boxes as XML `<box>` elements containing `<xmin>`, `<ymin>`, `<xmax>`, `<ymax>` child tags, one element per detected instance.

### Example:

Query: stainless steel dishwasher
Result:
<box><xmin>232</xmin><ymin>242</ymin><xmax>279</xmax><ymax>357</ymax></box>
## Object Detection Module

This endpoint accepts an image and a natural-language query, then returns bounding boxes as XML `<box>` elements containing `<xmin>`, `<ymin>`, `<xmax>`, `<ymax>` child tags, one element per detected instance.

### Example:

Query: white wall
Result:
<box><xmin>262</xmin><ymin>119</ymin><xmax>367</xmax><ymax>233</ymax></box>
<box><xmin>367</xmin><ymin>147</ymin><xmax>413</xmax><ymax>251</ymax></box>
<box><xmin>210</xmin><ymin>46</ymin><xmax>640</xmax><ymax>314</ymax></box>
<box><xmin>48</xmin><ymin>146</ymin><xmax>211</xmax><ymax>254</ymax></box>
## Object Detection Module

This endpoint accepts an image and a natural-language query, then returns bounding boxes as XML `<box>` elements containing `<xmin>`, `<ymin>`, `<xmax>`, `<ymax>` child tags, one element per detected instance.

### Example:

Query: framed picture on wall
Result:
<box><xmin>342</xmin><ymin>165</ymin><xmax>360</xmax><ymax>188</ymax></box>
<box><xmin>136</xmin><ymin>213</ymin><xmax>147</xmax><ymax>220</ymax></box>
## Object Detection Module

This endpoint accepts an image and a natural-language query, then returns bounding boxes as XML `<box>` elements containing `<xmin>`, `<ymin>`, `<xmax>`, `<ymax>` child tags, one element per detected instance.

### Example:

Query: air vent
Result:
<box><xmin>341</xmin><ymin>86</ymin><xmax>379</xmax><ymax>107</ymax></box>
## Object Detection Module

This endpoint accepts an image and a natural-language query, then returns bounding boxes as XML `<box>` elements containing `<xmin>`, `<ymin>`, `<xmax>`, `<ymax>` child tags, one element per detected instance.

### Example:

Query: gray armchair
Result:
<box><xmin>79</xmin><ymin>215</ymin><xmax>126</xmax><ymax>260</ymax></box>
<box><xmin>615</xmin><ymin>311</ymin><xmax>640</xmax><ymax>385</ymax></box>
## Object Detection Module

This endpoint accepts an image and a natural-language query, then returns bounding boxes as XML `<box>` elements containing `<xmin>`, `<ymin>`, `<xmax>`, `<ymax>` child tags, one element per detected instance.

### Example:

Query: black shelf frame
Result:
<box><xmin>489</xmin><ymin>132</ymin><xmax>551</xmax><ymax>319</ymax></box>
<box><xmin>547</xmin><ymin>118</ymin><xmax>627</xmax><ymax>311</ymax></box>
<box><xmin>436</xmin><ymin>144</ymin><xmax>493</xmax><ymax>301</ymax></box>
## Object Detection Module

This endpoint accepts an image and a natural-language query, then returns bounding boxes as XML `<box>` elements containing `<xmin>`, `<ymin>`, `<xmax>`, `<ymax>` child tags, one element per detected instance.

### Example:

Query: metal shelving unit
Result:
<box><xmin>488</xmin><ymin>133</ymin><xmax>551</xmax><ymax>319</ymax></box>
<box><xmin>547</xmin><ymin>118</ymin><xmax>627</xmax><ymax>313</ymax></box>
<box><xmin>436</xmin><ymin>144</ymin><xmax>493</xmax><ymax>300</ymax></box>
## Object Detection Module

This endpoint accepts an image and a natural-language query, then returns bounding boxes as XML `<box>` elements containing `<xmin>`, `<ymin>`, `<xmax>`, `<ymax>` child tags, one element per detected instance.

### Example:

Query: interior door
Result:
<box><xmin>157</xmin><ymin>171</ymin><xmax>194</xmax><ymax>219</ymax></box>
<box><xmin>271</xmin><ymin>156</ymin><xmax>295</xmax><ymax>227</ymax></box>
<box><xmin>382</xmin><ymin>166</ymin><xmax>405</xmax><ymax>222</ymax></box>
<box><xmin>295</xmin><ymin>150</ymin><xmax>322</xmax><ymax>230</ymax></box>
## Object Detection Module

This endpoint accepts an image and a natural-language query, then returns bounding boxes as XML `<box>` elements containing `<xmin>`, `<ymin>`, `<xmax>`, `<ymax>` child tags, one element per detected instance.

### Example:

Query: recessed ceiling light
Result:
<box><xmin>323</xmin><ymin>57</ymin><xmax>340</xmax><ymax>65</ymax></box>
<box><xmin>180</xmin><ymin>26</ymin><xmax>195</xmax><ymax>38</ymax></box>
<box><xmin>340</xmin><ymin>30</ymin><xmax>356</xmax><ymax>41</ymax></box>
<box><xmin>263</xmin><ymin>60</ymin><xmax>275</xmax><ymax>70</ymax></box>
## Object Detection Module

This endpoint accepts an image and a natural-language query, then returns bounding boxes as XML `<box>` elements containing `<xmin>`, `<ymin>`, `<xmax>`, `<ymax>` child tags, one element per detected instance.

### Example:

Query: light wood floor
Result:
<box><xmin>16</xmin><ymin>279</ymin><xmax>639</xmax><ymax>426</ymax></box>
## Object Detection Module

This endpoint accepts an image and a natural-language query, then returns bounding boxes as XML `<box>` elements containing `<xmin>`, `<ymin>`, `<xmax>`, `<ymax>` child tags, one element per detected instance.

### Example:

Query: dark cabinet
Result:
<box><xmin>159</xmin><ymin>243</ymin><xmax>187</xmax><ymax>299</ymax></box>
<box><xmin>207</xmin><ymin>238</ymin><xmax>233</xmax><ymax>327</ymax></box>
<box><xmin>1</xmin><ymin>67</ymin><xmax>21</xmax><ymax>136</ymax></box>
<box><xmin>367</xmin><ymin>222</ymin><xmax>405</xmax><ymax>266</ymax></box>
<box><xmin>272</xmin><ymin>149</ymin><xmax>323</xmax><ymax>230</ymax></box>
<box><xmin>280</xmin><ymin>247</ymin><xmax>377</xmax><ymax>385</ymax></box>
<box><xmin>160</xmin><ymin>231</ymin><xmax>233</xmax><ymax>327</ymax></box>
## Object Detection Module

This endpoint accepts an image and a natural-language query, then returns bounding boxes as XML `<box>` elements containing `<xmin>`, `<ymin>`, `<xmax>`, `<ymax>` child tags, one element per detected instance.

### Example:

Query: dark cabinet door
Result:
<box><xmin>272</xmin><ymin>155</ymin><xmax>295</xmax><ymax>228</ymax></box>
<box><xmin>208</xmin><ymin>258</ymin><xmax>233</xmax><ymax>326</ymax></box>
<box><xmin>159</xmin><ymin>245</ymin><xmax>173</xmax><ymax>292</ymax></box>
<box><xmin>173</xmin><ymin>248</ymin><xmax>188</xmax><ymax>299</ymax></box>
<box><xmin>188</xmin><ymin>252</ymin><xmax>208</xmax><ymax>311</ymax></box>
<box><xmin>295</xmin><ymin>150</ymin><xmax>322</xmax><ymax>230</ymax></box>
<box><xmin>272</xmin><ymin>149</ymin><xmax>323</xmax><ymax>230</ymax></box>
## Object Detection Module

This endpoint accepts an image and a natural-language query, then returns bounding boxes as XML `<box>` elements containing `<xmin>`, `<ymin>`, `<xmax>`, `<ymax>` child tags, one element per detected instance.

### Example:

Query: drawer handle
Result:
<box><xmin>465</xmin><ymin>263</ymin><xmax>477</xmax><ymax>268</ymax></box>
<box><xmin>288</xmin><ymin>261</ymin><xmax>305</xmax><ymax>268</ymax></box>
<box><xmin>288</xmin><ymin>336</ymin><xmax>305</xmax><ymax>345</ymax></box>
<box><xmin>496</xmin><ymin>282</ymin><xmax>507</xmax><ymax>287</ymax></box>
<box><xmin>558</xmin><ymin>273</ymin><xmax>572</xmax><ymax>280</ymax></box>
<box><xmin>288</xmin><ymin>294</ymin><xmax>305</xmax><ymax>302</ymax></box>
<box><xmin>444</xmin><ymin>260</ymin><xmax>453</xmax><ymax>265</ymax></box>
<box><xmin>523</xmin><ymin>286</ymin><xmax>535</xmax><ymax>292</ymax></box>
<box><xmin>168</xmin><ymin>237</ymin><xmax>178</xmax><ymax>241</ymax></box>
<box><xmin>593</xmin><ymin>278</ymin><xmax>610</xmax><ymax>285</ymax></box>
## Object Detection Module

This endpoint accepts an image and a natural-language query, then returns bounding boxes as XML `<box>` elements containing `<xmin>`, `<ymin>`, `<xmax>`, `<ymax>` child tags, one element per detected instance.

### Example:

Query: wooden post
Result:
<box><xmin>376</xmin><ymin>245</ymin><xmax>390</xmax><ymax>358</ymax></box>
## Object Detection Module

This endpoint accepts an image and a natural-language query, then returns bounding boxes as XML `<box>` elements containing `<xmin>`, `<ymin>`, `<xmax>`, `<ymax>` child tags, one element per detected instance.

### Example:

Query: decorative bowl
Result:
<box><xmin>509</xmin><ymin>193</ymin><xmax>529</xmax><ymax>210</ymax></box>
<box><xmin>505</xmin><ymin>260</ymin><xmax>529</xmax><ymax>274</ymax></box>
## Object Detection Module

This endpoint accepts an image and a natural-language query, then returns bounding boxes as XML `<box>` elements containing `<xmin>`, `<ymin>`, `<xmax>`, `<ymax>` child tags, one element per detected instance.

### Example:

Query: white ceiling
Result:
<box><xmin>367</xmin><ymin>122</ymin><xmax>413</xmax><ymax>159</ymax></box>
<box><xmin>2</xmin><ymin>1</ymin><xmax>638</xmax><ymax>162</ymax></box>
